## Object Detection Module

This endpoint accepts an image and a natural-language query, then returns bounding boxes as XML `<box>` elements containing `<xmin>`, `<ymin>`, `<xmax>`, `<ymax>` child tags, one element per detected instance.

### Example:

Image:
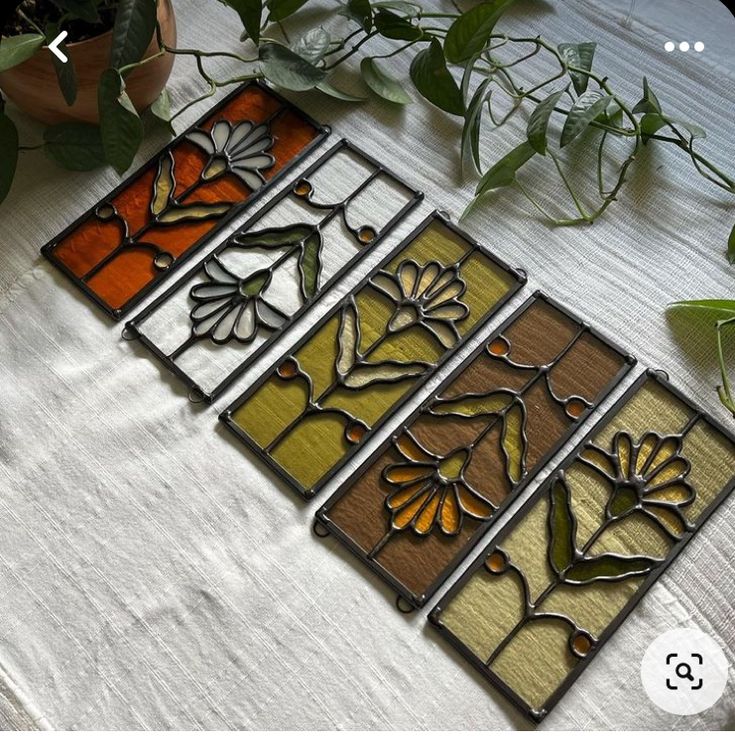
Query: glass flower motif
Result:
<box><xmin>187</xmin><ymin>120</ymin><xmax>275</xmax><ymax>189</ymax></box>
<box><xmin>382</xmin><ymin>432</ymin><xmax>495</xmax><ymax>536</ymax></box>
<box><xmin>189</xmin><ymin>258</ymin><xmax>288</xmax><ymax>344</ymax></box>
<box><xmin>371</xmin><ymin>260</ymin><xmax>469</xmax><ymax>348</ymax></box>
<box><xmin>579</xmin><ymin>431</ymin><xmax>695</xmax><ymax>538</ymax></box>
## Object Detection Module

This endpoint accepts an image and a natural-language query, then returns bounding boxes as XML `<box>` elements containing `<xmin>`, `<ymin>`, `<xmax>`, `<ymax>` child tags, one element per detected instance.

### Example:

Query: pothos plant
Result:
<box><xmin>0</xmin><ymin>0</ymin><xmax>733</xmax><ymax>414</ymax></box>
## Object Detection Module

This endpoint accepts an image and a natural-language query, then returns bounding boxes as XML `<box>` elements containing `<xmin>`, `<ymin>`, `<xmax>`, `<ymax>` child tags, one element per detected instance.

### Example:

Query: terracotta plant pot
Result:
<box><xmin>0</xmin><ymin>0</ymin><xmax>176</xmax><ymax>125</ymax></box>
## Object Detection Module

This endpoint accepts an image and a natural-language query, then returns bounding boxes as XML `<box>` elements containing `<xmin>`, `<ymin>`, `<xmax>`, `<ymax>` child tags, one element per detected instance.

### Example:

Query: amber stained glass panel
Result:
<box><xmin>316</xmin><ymin>294</ymin><xmax>635</xmax><ymax>608</ymax></box>
<box><xmin>430</xmin><ymin>370</ymin><xmax>735</xmax><ymax>723</ymax></box>
<box><xmin>42</xmin><ymin>82</ymin><xmax>328</xmax><ymax>318</ymax></box>
<box><xmin>123</xmin><ymin>139</ymin><xmax>423</xmax><ymax>403</ymax></box>
<box><xmin>220</xmin><ymin>212</ymin><xmax>526</xmax><ymax>499</ymax></box>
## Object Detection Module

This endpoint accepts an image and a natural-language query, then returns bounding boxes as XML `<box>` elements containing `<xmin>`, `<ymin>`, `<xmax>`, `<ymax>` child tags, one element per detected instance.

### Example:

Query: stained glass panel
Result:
<box><xmin>123</xmin><ymin>140</ymin><xmax>423</xmax><ymax>403</ymax></box>
<box><xmin>430</xmin><ymin>370</ymin><xmax>735</xmax><ymax>723</ymax></box>
<box><xmin>315</xmin><ymin>294</ymin><xmax>635</xmax><ymax>609</ymax></box>
<box><xmin>42</xmin><ymin>82</ymin><xmax>328</xmax><ymax>319</ymax></box>
<box><xmin>220</xmin><ymin>212</ymin><xmax>526</xmax><ymax>499</ymax></box>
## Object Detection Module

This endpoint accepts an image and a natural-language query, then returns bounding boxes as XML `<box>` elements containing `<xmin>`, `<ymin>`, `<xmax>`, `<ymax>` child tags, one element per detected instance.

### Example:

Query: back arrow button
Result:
<box><xmin>48</xmin><ymin>31</ymin><xmax>69</xmax><ymax>63</ymax></box>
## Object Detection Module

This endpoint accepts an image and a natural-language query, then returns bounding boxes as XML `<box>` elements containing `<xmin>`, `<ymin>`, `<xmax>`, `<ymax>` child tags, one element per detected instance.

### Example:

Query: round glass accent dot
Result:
<box><xmin>97</xmin><ymin>205</ymin><xmax>115</xmax><ymax>220</ymax></box>
<box><xmin>293</xmin><ymin>180</ymin><xmax>311</xmax><ymax>197</ymax></box>
<box><xmin>345</xmin><ymin>421</ymin><xmax>368</xmax><ymax>444</ymax></box>
<box><xmin>488</xmin><ymin>337</ymin><xmax>510</xmax><ymax>356</ymax></box>
<box><xmin>485</xmin><ymin>550</ymin><xmax>507</xmax><ymax>574</ymax></box>
<box><xmin>572</xmin><ymin>632</ymin><xmax>592</xmax><ymax>657</ymax></box>
<box><xmin>277</xmin><ymin>359</ymin><xmax>299</xmax><ymax>379</ymax></box>
<box><xmin>154</xmin><ymin>252</ymin><xmax>174</xmax><ymax>270</ymax></box>
<box><xmin>565</xmin><ymin>398</ymin><xmax>587</xmax><ymax>419</ymax></box>
<box><xmin>358</xmin><ymin>226</ymin><xmax>376</xmax><ymax>244</ymax></box>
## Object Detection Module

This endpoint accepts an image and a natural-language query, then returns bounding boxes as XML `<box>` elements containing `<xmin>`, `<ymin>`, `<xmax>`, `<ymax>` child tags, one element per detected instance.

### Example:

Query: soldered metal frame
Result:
<box><xmin>428</xmin><ymin>368</ymin><xmax>735</xmax><ymax>724</ymax></box>
<box><xmin>123</xmin><ymin>139</ymin><xmax>424</xmax><ymax>403</ymax></box>
<box><xmin>40</xmin><ymin>81</ymin><xmax>330</xmax><ymax>320</ymax></box>
<box><xmin>219</xmin><ymin>210</ymin><xmax>528</xmax><ymax>501</ymax></box>
<box><xmin>314</xmin><ymin>291</ymin><xmax>637</xmax><ymax>611</ymax></box>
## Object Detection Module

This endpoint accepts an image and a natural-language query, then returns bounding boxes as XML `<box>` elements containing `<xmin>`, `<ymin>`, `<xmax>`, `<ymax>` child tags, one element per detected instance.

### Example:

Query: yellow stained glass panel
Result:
<box><xmin>222</xmin><ymin>213</ymin><xmax>524</xmax><ymax>499</ymax></box>
<box><xmin>431</xmin><ymin>371</ymin><xmax>735</xmax><ymax>722</ymax></box>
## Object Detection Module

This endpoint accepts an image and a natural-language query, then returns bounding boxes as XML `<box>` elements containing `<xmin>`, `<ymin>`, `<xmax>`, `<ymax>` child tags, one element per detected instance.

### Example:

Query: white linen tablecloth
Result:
<box><xmin>0</xmin><ymin>0</ymin><xmax>733</xmax><ymax>730</ymax></box>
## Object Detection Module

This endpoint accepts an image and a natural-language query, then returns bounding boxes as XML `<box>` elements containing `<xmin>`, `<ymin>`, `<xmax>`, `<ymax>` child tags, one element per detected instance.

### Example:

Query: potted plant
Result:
<box><xmin>0</xmin><ymin>0</ymin><xmax>176</xmax><ymax>124</ymax></box>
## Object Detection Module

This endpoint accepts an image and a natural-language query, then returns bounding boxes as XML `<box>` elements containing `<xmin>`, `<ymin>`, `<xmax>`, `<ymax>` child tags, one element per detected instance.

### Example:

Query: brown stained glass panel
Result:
<box><xmin>429</xmin><ymin>370</ymin><xmax>735</xmax><ymax>723</ymax></box>
<box><xmin>220</xmin><ymin>212</ymin><xmax>526</xmax><ymax>500</ymax></box>
<box><xmin>316</xmin><ymin>294</ymin><xmax>635</xmax><ymax>609</ymax></box>
<box><xmin>123</xmin><ymin>139</ymin><xmax>423</xmax><ymax>403</ymax></box>
<box><xmin>42</xmin><ymin>82</ymin><xmax>328</xmax><ymax>319</ymax></box>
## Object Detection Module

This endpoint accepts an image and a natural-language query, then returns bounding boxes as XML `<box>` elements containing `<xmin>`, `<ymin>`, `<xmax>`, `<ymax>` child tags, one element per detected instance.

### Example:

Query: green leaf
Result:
<box><xmin>47</xmin><ymin>22</ymin><xmax>78</xmax><ymax>106</ymax></box>
<box><xmin>564</xmin><ymin>554</ymin><xmax>658</xmax><ymax>584</ymax></box>
<box><xmin>665</xmin><ymin>117</ymin><xmax>706</xmax><ymax>140</ymax></box>
<box><xmin>475</xmin><ymin>141</ymin><xmax>536</xmax><ymax>195</ymax></box>
<box><xmin>431</xmin><ymin>391</ymin><xmax>514</xmax><ymax>417</ymax></box>
<box><xmin>43</xmin><ymin>122</ymin><xmax>106</xmax><ymax>170</ymax></box>
<box><xmin>98</xmin><ymin>68</ymin><xmax>143</xmax><ymax>174</ymax></box>
<box><xmin>110</xmin><ymin>0</ymin><xmax>158</xmax><ymax>70</ymax></box>
<box><xmin>444</xmin><ymin>0</ymin><xmax>518</xmax><ymax>63</ymax></box>
<box><xmin>0</xmin><ymin>34</ymin><xmax>45</xmax><ymax>73</ymax></box>
<box><xmin>316</xmin><ymin>80</ymin><xmax>367</xmax><ymax>102</ymax></box>
<box><xmin>599</xmin><ymin>98</ymin><xmax>623</xmax><ymax>130</ymax></box>
<box><xmin>500</xmin><ymin>401</ymin><xmax>526</xmax><ymax>484</ymax></box>
<box><xmin>267</xmin><ymin>0</ymin><xmax>308</xmax><ymax>22</ymax></box>
<box><xmin>150</xmin><ymin>87</ymin><xmax>174</xmax><ymax>133</ymax></box>
<box><xmin>292</xmin><ymin>27</ymin><xmax>330</xmax><ymax>63</ymax></box>
<box><xmin>0</xmin><ymin>112</ymin><xmax>19</xmax><ymax>205</ymax></box>
<box><xmin>560</xmin><ymin>91</ymin><xmax>612</xmax><ymax>147</ymax></box>
<box><xmin>232</xmin><ymin>223</ymin><xmax>313</xmax><ymax>249</ymax></box>
<box><xmin>344</xmin><ymin>361</ymin><xmax>427</xmax><ymax>388</ymax></box>
<box><xmin>461</xmin><ymin>79</ymin><xmax>490</xmax><ymax>172</ymax></box>
<box><xmin>374</xmin><ymin>9</ymin><xmax>423</xmax><ymax>40</ymax></box>
<box><xmin>158</xmin><ymin>202</ymin><xmax>232</xmax><ymax>224</ymax></box>
<box><xmin>151</xmin><ymin>153</ymin><xmax>175</xmax><ymax>215</ymax></box>
<box><xmin>547</xmin><ymin>478</ymin><xmax>577</xmax><ymax>575</ymax></box>
<box><xmin>260</xmin><ymin>42</ymin><xmax>326</xmax><ymax>91</ymax></box>
<box><xmin>50</xmin><ymin>0</ymin><xmax>100</xmax><ymax>23</ymax></box>
<box><xmin>222</xmin><ymin>0</ymin><xmax>263</xmax><ymax>45</ymax></box>
<box><xmin>340</xmin><ymin>0</ymin><xmax>373</xmax><ymax>31</ymax></box>
<box><xmin>632</xmin><ymin>76</ymin><xmax>661</xmax><ymax>115</ymax></box>
<box><xmin>639</xmin><ymin>112</ymin><xmax>667</xmax><ymax>143</ymax></box>
<box><xmin>729</xmin><ymin>224</ymin><xmax>735</xmax><ymax>265</ymax></box>
<box><xmin>299</xmin><ymin>232</ymin><xmax>322</xmax><ymax>297</ymax></box>
<box><xmin>527</xmin><ymin>89</ymin><xmax>564</xmax><ymax>154</ymax></box>
<box><xmin>558</xmin><ymin>42</ymin><xmax>596</xmax><ymax>95</ymax></box>
<box><xmin>670</xmin><ymin>299</ymin><xmax>735</xmax><ymax>316</ymax></box>
<box><xmin>360</xmin><ymin>57</ymin><xmax>411</xmax><ymax>104</ymax></box>
<box><xmin>410</xmin><ymin>38</ymin><xmax>464</xmax><ymax>116</ymax></box>
<box><xmin>373</xmin><ymin>1</ymin><xmax>419</xmax><ymax>16</ymax></box>
<box><xmin>336</xmin><ymin>300</ymin><xmax>359</xmax><ymax>376</ymax></box>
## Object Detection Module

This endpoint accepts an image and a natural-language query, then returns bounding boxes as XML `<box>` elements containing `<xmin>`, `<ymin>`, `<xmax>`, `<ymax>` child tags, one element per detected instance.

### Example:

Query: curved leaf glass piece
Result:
<box><xmin>430</xmin><ymin>370</ymin><xmax>735</xmax><ymax>723</ymax></box>
<box><xmin>220</xmin><ymin>212</ymin><xmax>526</xmax><ymax>499</ymax></box>
<box><xmin>316</xmin><ymin>294</ymin><xmax>634</xmax><ymax>607</ymax></box>
<box><xmin>125</xmin><ymin>140</ymin><xmax>424</xmax><ymax>402</ymax></box>
<box><xmin>42</xmin><ymin>82</ymin><xmax>328</xmax><ymax>319</ymax></box>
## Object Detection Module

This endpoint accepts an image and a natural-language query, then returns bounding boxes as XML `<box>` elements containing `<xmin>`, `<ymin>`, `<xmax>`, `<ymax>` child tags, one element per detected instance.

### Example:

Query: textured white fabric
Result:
<box><xmin>0</xmin><ymin>0</ymin><xmax>734</xmax><ymax>731</ymax></box>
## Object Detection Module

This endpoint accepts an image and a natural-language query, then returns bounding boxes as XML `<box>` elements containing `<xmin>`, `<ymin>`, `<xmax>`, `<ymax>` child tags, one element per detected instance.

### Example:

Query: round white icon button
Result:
<box><xmin>641</xmin><ymin>628</ymin><xmax>729</xmax><ymax>715</ymax></box>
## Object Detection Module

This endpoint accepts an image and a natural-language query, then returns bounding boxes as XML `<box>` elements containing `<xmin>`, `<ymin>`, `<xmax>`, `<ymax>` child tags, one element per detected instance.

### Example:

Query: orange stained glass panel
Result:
<box><xmin>42</xmin><ymin>82</ymin><xmax>328</xmax><ymax>318</ymax></box>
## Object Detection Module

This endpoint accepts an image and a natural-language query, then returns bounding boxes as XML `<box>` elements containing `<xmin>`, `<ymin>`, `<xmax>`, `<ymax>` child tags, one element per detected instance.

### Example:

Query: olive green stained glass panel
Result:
<box><xmin>220</xmin><ymin>212</ymin><xmax>525</xmax><ymax>499</ymax></box>
<box><xmin>430</xmin><ymin>370</ymin><xmax>735</xmax><ymax>723</ymax></box>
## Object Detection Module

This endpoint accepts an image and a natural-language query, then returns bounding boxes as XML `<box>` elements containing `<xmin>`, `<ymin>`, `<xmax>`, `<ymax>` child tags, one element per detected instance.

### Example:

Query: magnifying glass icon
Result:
<box><xmin>676</xmin><ymin>662</ymin><xmax>695</xmax><ymax>682</ymax></box>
